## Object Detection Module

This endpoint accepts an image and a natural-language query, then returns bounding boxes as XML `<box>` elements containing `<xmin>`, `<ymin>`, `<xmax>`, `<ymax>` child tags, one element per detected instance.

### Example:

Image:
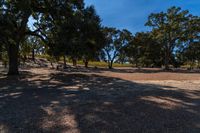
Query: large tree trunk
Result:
<box><xmin>8</xmin><ymin>44</ymin><xmax>19</xmax><ymax>75</ymax></box>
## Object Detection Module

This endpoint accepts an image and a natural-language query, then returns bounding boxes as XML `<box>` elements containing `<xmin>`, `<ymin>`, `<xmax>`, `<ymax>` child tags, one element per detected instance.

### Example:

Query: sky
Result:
<box><xmin>85</xmin><ymin>0</ymin><xmax>200</xmax><ymax>34</ymax></box>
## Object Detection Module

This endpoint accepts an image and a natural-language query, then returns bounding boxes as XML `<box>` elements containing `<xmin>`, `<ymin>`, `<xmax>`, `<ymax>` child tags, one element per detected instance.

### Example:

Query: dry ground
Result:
<box><xmin>0</xmin><ymin>67</ymin><xmax>200</xmax><ymax>133</ymax></box>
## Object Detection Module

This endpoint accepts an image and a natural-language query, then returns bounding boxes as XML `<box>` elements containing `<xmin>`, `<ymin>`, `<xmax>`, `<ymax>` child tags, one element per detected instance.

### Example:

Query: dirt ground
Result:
<box><xmin>0</xmin><ymin>67</ymin><xmax>200</xmax><ymax>133</ymax></box>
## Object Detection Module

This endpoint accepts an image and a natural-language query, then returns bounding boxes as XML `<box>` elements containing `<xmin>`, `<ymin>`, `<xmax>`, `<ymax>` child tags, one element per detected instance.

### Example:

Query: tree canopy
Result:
<box><xmin>0</xmin><ymin>3</ymin><xmax>200</xmax><ymax>74</ymax></box>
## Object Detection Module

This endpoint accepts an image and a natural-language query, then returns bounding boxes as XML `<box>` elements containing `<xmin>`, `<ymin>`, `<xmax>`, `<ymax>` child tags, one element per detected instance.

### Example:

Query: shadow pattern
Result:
<box><xmin>0</xmin><ymin>70</ymin><xmax>200</xmax><ymax>133</ymax></box>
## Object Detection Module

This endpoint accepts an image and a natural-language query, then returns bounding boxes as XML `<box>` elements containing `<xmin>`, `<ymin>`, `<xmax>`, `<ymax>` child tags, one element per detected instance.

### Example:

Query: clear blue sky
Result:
<box><xmin>85</xmin><ymin>0</ymin><xmax>200</xmax><ymax>34</ymax></box>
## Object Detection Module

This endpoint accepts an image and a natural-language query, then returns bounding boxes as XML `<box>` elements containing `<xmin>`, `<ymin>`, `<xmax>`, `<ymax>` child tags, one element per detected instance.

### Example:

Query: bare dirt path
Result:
<box><xmin>97</xmin><ymin>67</ymin><xmax>200</xmax><ymax>81</ymax></box>
<box><xmin>0</xmin><ymin>67</ymin><xmax>200</xmax><ymax>133</ymax></box>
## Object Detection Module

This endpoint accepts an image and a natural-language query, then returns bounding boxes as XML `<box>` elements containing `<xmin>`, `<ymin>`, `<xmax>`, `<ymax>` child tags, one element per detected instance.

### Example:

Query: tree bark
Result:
<box><xmin>8</xmin><ymin>44</ymin><xmax>19</xmax><ymax>75</ymax></box>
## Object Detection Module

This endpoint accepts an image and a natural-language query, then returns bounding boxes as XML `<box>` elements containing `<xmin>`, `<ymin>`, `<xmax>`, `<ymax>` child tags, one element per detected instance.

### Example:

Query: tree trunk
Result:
<box><xmin>51</xmin><ymin>62</ymin><xmax>54</xmax><ymax>69</ymax></box>
<box><xmin>111</xmin><ymin>61</ymin><xmax>113</xmax><ymax>69</ymax></box>
<box><xmin>8</xmin><ymin>44</ymin><xmax>19</xmax><ymax>75</ymax></box>
<box><xmin>108</xmin><ymin>61</ymin><xmax>113</xmax><ymax>69</ymax></box>
<box><xmin>84</xmin><ymin>60</ymin><xmax>89</xmax><ymax>68</ymax></box>
<box><xmin>32</xmin><ymin>49</ymin><xmax>35</xmax><ymax>62</ymax></box>
<box><xmin>108</xmin><ymin>62</ymin><xmax>111</xmax><ymax>69</ymax></box>
<box><xmin>164</xmin><ymin>48</ymin><xmax>170</xmax><ymax>70</ymax></box>
<box><xmin>63</xmin><ymin>55</ymin><xmax>67</xmax><ymax>69</ymax></box>
<box><xmin>72</xmin><ymin>58</ymin><xmax>77</xmax><ymax>67</ymax></box>
<box><xmin>24</xmin><ymin>55</ymin><xmax>27</xmax><ymax>61</ymax></box>
<box><xmin>0</xmin><ymin>45</ymin><xmax>2</xmax><ymax>61</ymax></box>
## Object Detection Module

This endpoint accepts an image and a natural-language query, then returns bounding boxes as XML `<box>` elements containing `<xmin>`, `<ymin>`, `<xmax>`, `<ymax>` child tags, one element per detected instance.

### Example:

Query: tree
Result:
<box><xmin>181</xmin><ymin>15</ymin><xmax>200</xmax><ymax>68</ymax></box>
<box><xmin>52</xmin><ymin>7</ymin><xmax>84</xmax><ymax>68</ymax></box>
<box><xmin>117</xmin><ymin>30</ymin><xmax>133</xmax><ymax>64</ymax></box>
<box><xmin>0</xmin><ymin>0</ymin><xmax>84</xmax><ymax>75</ymax></box>
<box><xmin>102</xmin><ymin>28</ymin><xmax>132</xmax><ymax>69</ymax></box>
<box><xmin>29</xmin><ymin>37</ymin><xmax>42</xmax><ymax>61</ymax></box>
<box><xmin>117</xmin><ymin>47</ymin><xmax>129</xmax><ymax>64</ymax></box>
<box><xmin>81</xmin><ymin>6</ymin><xmax>105</xmax><ymax>68</ymax></box>
<box><xmin>49</xmin><ymin>5</ymin><xmax>105</xmax><ymax>69</ymax></box>
<box><xmin>20</xmin><ymin>36</ymin><xmax>44</xmax><ymax>62</ymax></box>
<box><xmin>181</xmin><ymin>41</ymin><xmax>200</xmax><ymax>69</ymax></box>
<box><xmin>34</xmin><ymin>0</ymin><xmax>85</xmax><ymax>68</ymax></box>
<box><xmin>125</xmin><ymin>32</ymin><xmax>162</xmax><ymax>67</ymax></box>
<box><xmin>146</xmin><ymin>6</ymin><xmax>190</xmax><ymax>70</ymax></box>
<box><xmin>0</xmin><ymin>0</ymin><xmax>33</xmax><ymax>75</ymax></box>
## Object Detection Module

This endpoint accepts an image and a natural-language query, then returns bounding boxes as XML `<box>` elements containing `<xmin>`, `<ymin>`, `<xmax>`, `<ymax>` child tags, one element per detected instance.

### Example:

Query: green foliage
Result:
<box><xmin>145</xmin><ymin>6</ymin><xmax>191</xmax><ymax>69</ymax></box>
<box><xmin>1</xmin><ymin>1</ymin><xmax>200</xmax><ymax>74</ymax></box>
<box><xmin>81</xmin><ymin>6</ymin><xmax>105</xmax><ymax>63</ymax></box>
<box><xmin>0</xmin><ymin>0</ymin><xmax>87</xmax><ymax>74</ymax></box>
<box><xmin>181</xmin><ymin>41</ymin><xmax>200</xmax><ymax>68</ymax></box>
<box><xmin>102</xmin><ymin>27</ymin><xmax>132</xmax><ymax>68</ymax></box>
<box><xmin>39</xmin><ymin>3</ymin><xmax>104</xmax><ymax>67</ymax></box>
<box><xmin>125</xmin><ymin>32</ymin><xmax>162</xmax><ymax>67</ymax></box>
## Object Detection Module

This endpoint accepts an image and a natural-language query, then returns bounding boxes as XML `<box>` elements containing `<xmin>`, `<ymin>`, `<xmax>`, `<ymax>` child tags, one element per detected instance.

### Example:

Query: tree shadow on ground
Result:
<box><xmin>0</xmin><ymin>70</ymin><xmax>200</xmax><ymax>133</ymax></box>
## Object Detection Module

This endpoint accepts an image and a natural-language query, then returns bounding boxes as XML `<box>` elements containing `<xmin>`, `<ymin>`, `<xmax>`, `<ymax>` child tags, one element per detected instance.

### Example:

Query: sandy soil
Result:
<box><xmin>0</xmin><ymin>67</ymin><xmax>200</xmax><ymax>133</ymax></box>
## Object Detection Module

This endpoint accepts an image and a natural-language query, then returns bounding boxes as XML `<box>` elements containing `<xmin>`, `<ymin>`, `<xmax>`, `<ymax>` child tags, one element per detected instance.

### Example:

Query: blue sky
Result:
<box><xmin>85</xmin><ymin>0</ymin><xmax>200</xmax><ymax>34</ymax></box>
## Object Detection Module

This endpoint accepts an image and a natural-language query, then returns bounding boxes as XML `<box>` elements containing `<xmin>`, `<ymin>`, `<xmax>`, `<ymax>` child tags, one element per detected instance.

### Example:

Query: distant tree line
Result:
<box><xmin>0</xmin><ymin>1</ymin><xmax>200</xmax><ymax>75</ymax></box>
<box><xmin>120</xmin><ymin>6</ymin><xmax>200</xmax><ymax>70</ymax></box>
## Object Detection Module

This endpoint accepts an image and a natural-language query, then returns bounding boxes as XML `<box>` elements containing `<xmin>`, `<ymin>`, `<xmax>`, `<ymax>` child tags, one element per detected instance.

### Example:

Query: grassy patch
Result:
<box><xmin>76</xmin><ymin>61</ymin><xmax>132</xmax><ymax>68</ymax></box>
